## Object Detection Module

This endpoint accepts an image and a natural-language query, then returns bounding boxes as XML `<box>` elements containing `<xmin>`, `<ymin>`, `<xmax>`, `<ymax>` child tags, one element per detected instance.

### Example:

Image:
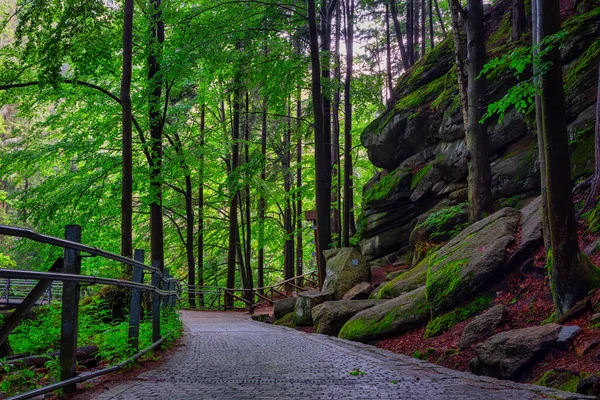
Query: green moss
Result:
<box><xmin>424</xmin><ymin>295</ymin><xmax>493</xmax><ymax>339</ymax></box>
<box><xmin>426</xmin><ymin>256</ymin><xmax>470</xmax><ymax>312</ymax></box>
<box><xmin>536</xmin><ymin>370</ymin><xmax>583</xmax><ymax>393</ymax></box>
<box><xmin>584</xmin><ymin>199</ymin><xmax>600</xmax><ymax>233</ymax></box>
<box><xmin>496</xmin><ymin>195</ymin><xmax>523</xmax><ymax>210</ymax></box>
<box><xmin>415</xmin><ymin>202</ymin><xmax>469</xmax><ymax>240</ymax></box>
<box><xmin>402</xmin><ymin>38</ymin><xmax>454</xmax><ymax>89</ymax></box>
<box><xmin>364</xmin><ymin>168</ymin><xmax>410</xmax><ymax>204</ymax></box>
<box><xmin>489</xmin><ymin>14</ymin><xmax>512</xmax><ymax>48</ymax></box>
<box><xmin>274</xmin><ymin>312</ymin><xmax>296</xmax><ymax>328</ymax></box>
<box><xmin>410</xmin><ymin>164</ymin><xmax>433</xmax><ymax>191</ymax></box>
<box><xmin>565</xmin><ymin>40</ymin><xmax>600</xmax><ymax>91</ymax></box>
<box><xmin>395</xmin><ymin>73</ymin><xmax>449</xmax><ymax>113</ymax></box>
<box><xmin>562</xmin><ymin>7</ymin><xmax>600</xmax><ymax>38</ymax></box>
<box><xmin>377</xmin><ymin>256</ymin><xmax>431</xmax><ymax>299</ymax></box>
<box><xmin>430</xmin><ymin>66</ymin><xmax>458</xmax><ymax>111</ymax></box>
<box><xmin>569</xmin><ymin>126</ymin><xmax>594</xmax><ymax>180</ymax></box>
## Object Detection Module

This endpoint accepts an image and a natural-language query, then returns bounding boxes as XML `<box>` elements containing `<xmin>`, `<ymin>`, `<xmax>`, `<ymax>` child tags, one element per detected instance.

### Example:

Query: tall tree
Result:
<box><xmin>307</xmin><ymin>0</ymin><xmax>333</xmax><ymax>287</ymax></box>
<box><xmin>451</xmin><ymin>0</ymin><xmax>493</xmax><ymax>221</ymax></box>
<box><xmin>120</xmin><ymin>0</ymin><xmax>134</xmax><ymax>264</ymax></box>
<box><xmin>283</xmin><ymin>102</ymin><xmax>294</xmax><ymax>282</ymax></box>
<box><xmin>295</xmin><ymin>95</ymin><xmax>303</xmax><ymax>281</ymax></box>
<box><xmin>197</xmin><ymin>105</ymin><xmax>205</xmax><ymax>307</ymax></box>
<box><xmin>390</xmin><ymin>0</ymin><xmax>410</xmax><ymax>71</ymax></box>
<box><xmin>421</xmin><ymin>0</ymin><xmax>426</xmax><ymax>56</ymax></box>
<box><xmin>538</xmin><ymin>0</ymin><xmax>600</xmax><ymax>316</ymax></box>
<box><xmin>512</xmin><ymin>0</ymin><xmax>527</xmax><ymax>40</ymax></box>
<box><xmin>257</xmin><ymin>100</ymin><xmax>267</xmax><ymax>293</ymax></box>
<box><xmin>385</xmin><ymin>4</ymin><xmax>394</xmax><ymax>103</ymax></box>
<box><xmin>342</xmin><ymin>0</ymin><xmax>357</xmax><ymax>247</ymax></box>
<box><xmin>407</xmin><ymin>0</ymin><xmax>415</xmax><ymax>65</ymax></box>
<box><xmin>148</xmin><ymin>0</ymin><xmax>165</xmax><ymax>272</ymax></box>
<box><xmin>331</xmin><ymin>0</ymin><xmax>342</xmax><ymax>247</ymax></box>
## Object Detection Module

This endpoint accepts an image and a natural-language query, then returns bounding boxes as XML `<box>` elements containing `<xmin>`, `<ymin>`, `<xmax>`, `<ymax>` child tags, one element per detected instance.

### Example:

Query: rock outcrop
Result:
<box><xmin>323</xmin><ymin>248</ymin><xmax>370</xmax><ymax>300</ymax></box>
<box><xmin>294</xmin><ymin>290</ymin><xmax>334</xmax><ymax>326</ymax></box>
<box><xmin>312</xmin><ymin>300</ymin><xmax>382</xmax><ymax>336</ymax></box>
<box><xmin>458</xmin><ymin>305</ymin><xmax>507</xmax><ymax>349</ymax></box>
<box><xmin>274</xmin><ymin>297</ymin><xmax>297</xmax><ymax>320</ymax></box>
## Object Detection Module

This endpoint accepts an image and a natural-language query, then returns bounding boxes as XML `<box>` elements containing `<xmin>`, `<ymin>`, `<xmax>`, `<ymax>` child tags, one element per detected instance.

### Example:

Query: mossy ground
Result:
<box><xmin>535</xmin><ymin>370</ymin><xmax>587</xmax><ymax>393</ymax></box>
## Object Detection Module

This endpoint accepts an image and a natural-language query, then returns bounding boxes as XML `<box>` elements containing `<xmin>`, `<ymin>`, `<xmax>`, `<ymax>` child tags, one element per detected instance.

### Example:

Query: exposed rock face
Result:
<box><xmin>323</xmin><ymin>248</ymin><xmax>369</xmax><ymax>300</ymax></box>
<box><xmin>338</xmin><ymin>286</ymin><xmax>429</xmax><ymax>342</ymax></box>
<box><xmin>294</xmin><ymin>290</ymin><xmax>334</xmax><ymax>326</ymax></box>
<box><xmin>508</xmin><ymin>196</ymin><xmax>544</xmax><ymax>267</ymax></box>
<box><xmin>274</xmin><ymin>297</ymin><xmax>297</xmax><ymax>320</ymax></box>
<box><xmin>376</xmin><ymin>256</ymin><xmax>430</xmax><ymax>299</ymax></box>
<box><xmin>342</xmin><ymin>282</ymin><xmax>373</xmax><ymax>300</ymax></box>
<box><xmin>426</xmin><ymin>208</ymin><xmax>520</xmax><ymax>315</ymax></box>
<box><xmin>470</xmin><ymin>324</ymin><xmax>565</xmax><ymax>380</ymax></box>
<box><xmin>357</xmin><ymin>9</ymin><xmax>600</xmax><ymax>263</ymax></box>
<box><xmin>458</xmin><ymin>305</ymin><xmax>507</xmax><ymax>349</ymax></box>
<box><xmin>312</xmin><ymin>300</ymin><xmax>382</xmax><ymax>336</ymax></box>
<box><xmin>577</xmin><ymin>375</ymin><xmax>600</xmax><ymax>397</ymax></box>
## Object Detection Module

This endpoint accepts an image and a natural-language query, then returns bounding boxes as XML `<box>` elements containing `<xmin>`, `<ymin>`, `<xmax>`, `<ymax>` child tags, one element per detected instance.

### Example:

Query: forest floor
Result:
<box><xmin>373</xmin><ymin>216</ymin><xmax>600</xmax><ymax>387</ymax></box>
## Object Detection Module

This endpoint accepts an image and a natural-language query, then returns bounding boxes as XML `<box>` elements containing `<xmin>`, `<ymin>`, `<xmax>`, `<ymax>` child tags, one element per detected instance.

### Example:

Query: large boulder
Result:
<box><xmin>426</xmin><ymin>207</ymin><xmax>520</xmax><ymax>315</ymax></box>
<box><xmin>458</xmin><ymin>305</ymin><xmax>507</xmax><ymax>349</ymax></box>
<box><xmin>338</xmin><ymin>286</ymin><xmax>430</xmax><ymax>342</ymax></box>
<box><xmin>294</xmin><ymin>290</ymin><xmax>334</xmax><ymax>326</ymax></box>
<box><xmin>376</xmin><ymin>255</ymin><xmax>430</xmax><ymax>299</ymax></box>
<box><xmin>322</xmin><ymin>248</ymin><xmax>370</xmax><ymax>300</ymax></box>
<box><xmin>274</xmin><ymin>297</ymin><xmax>297</xmax><ymax>320</ymax></box>
<box><xmin>508</xmin><ymin>196</ymin><xmax>544</xmax><ymax>266</ymax></box>
<box><xmin>312</xmin><ymin>300</ymin><xmax>383</xmax><ymax>336</ymax></box>
<box><xmin>469</xmin><ymin>324</ymin><xmax>575</xmax><ymax>380</ymax></box>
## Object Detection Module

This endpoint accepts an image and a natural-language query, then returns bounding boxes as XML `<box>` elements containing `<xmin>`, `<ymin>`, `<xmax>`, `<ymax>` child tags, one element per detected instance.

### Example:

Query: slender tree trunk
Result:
<box><xmin>184</xmin><ymin>172</ymin><xmax>195</xmax><ymax>308</ymax></box>
<box><xmin>307</xmin><ymin>0</ymin><xmax>332</xmax><ymax>287</ymax></box>
<box><xmin>512</xmin><ymin>0</ymin><xmax>527</xmax><ymax>40</ymax></box>
<box><xmin>226</xmin><ymin>82</ymin><xmax>241</xmax><ymax>309</ymax></box>
<box><xmin>148</xmin><ymin>0</ymin><xmax>164</xmax><ymax>273</ymax></box>
<box><xmin>244</xmin><ymin>92</ymin><xmax>253</xmax><ymax>293</ymax></box>
<box><xmin>429</xmin><ymin>0</ymin><xmax>435</xmax><ymax>49</ymax></box>
<box><xmin>197</xmin><ymin>105</ymin><xmax>205</xmax><ymax>307</ymax></box>
<box><xmin>257</xmin><ymin>101</ymin><xmax>267</xmax><ymax>294</ymax></box>
<box><xmin>532</xmin><ymin>0</ymin><xmax>550</xmax><ymax>248</ymax></box>
<box><xmin>458</xmin><ymin>0</ymin><xmax>494</xmax><ymax>221</ymax></box>
<box><xmin>539</xmin><ymin>0</ymin><xmax>600</xmax><ymax>316</ymax></box>
<box><xmin>421</xmin><ymin>0</ymin><xmax>426</xmax><ymax>56</ymax></box>
<box><xmin>585</xmin><ymin>66</ymin><xmax>600</xmax><ymax>210</ymax></box>
<box><xmin>414</xmin><ymin>0</ymin><xmax>420</xmax><ymax>61</ymax></box>
<box><xmin>331</xmin><ymin>0</ymin><xmax>342</xmax><ymax>248</ymax></box>
<box><xmin>385</xmin><ymin>4</ymin><xmax>395</xmax><ymax>103</ymax></box>
<box><xmin>390</xmin><ymin>0</ymin><xmax>409</xmax><ymax>71</ymax></box>
<box><xmin>343</xmin><ymin>0</ymin><xmax>356</xmax><ymax>247</ymax></box>
<box><xmin>295</xmin><ymin>94</ymin><xmax>303</xmax><ymax>283</ymax></box>
<box><xmin>120</xmin><ymin>0</ymin><xmax>134</xmax><ymax>268</ymax></box>
<box><xmin>407</xmin><ymin>0</ymin><xmax>414</xmax><ymax>66</ymax></box>
<box><xmin>434</xmin><ymin>0</ymin><xmax>447</xmax><ymax>37</ymax></box>
<box><xmin>284</xmin><ymin>102</ymin><xmax>294</xmax><ymax>283</ymax></box>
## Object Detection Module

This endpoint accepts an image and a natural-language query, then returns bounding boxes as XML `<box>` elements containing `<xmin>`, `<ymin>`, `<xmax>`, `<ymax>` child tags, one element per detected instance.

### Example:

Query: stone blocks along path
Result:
<box><xmin>96</xmin><ymin>310</ymin><xmax>592</xmax><ymax>400</ymax></box>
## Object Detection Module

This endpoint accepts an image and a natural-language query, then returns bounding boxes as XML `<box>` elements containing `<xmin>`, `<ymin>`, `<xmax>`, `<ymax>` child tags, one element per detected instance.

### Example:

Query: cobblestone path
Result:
<box><xmin>96</xmin><ymin>311</ymin><xmax>591</xmax><ymax>400</ymax></box>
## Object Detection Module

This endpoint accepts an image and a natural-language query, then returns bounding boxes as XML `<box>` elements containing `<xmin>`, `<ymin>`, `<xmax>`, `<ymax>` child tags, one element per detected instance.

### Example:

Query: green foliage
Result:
<box><xmin>536</xmin><ymin>370</ymin><xmax>583</xmax><ymax>393</ymax></box>
<box><xmin>349</xmin><ymin>368</ymin><xmax>366</xmax><ymax>376</ymax></box>
<box><xmin>416</xmin><ymin>203</ymin><xmax>469</xmax><ymax>240</ymax></box>
<box><xmin>424</xmin><ymin>295</ymin><xmax>493</xmax><ymax>339</ymax></box>
<box><xmin>410</xmin><ymin>164</ymin><xmax>433</xmax><ymax>191</ymax></box>
<box><xmin>565</xmin><ymin>40</ymin><xmax>600</xmax><ymax>91</ymax></box>
<box><xmin>0</xmin><ymin>252</ymin><xmax>15</xmax><ymax>268</ymax></box>
<box><xmin>364</xmin><ymin>168</ymin><xmax>409</xmax><ymax>204</ymax></box>
<box><xmin>412</xmin><ymin>347</ymin><xmax>435</xmax><ymax>360</ymax></box>
<box><xmin>425</xmin><ymin>255</ymin><xmax>470</xmax><ymax>312</ymax></box>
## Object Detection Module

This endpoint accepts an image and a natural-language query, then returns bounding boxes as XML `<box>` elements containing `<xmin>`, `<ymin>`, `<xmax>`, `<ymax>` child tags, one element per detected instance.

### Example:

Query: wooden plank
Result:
<box><xmin>151</xmin><ymin>266</ymin><xmax>161</xmax><ymax>344</ymax></box>
<box><xmin>254</xmin><ymin>292</ymin><xmax>274</xmax><ymax>304</ymax></box>
<box><xmin>128</xmin><ymin>250</ymin><xmax>144</xmax><ymax>350</ymax></box>
<box><xmin>60</xmin><ymin>225</ymin><xmax>82</xmax><ymax>393</ymax></box>
<box><xmin>0</xmin><ymin>257</ymin><xmax>63</xmax><ymax>351</ymax></box>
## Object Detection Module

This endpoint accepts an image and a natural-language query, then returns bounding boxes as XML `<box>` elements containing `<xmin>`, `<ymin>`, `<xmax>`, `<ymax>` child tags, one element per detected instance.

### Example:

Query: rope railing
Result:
<box><xmin>0</xmin><ymin>224</ymin><xmax>182</xmax><ymax>400</ymax></box>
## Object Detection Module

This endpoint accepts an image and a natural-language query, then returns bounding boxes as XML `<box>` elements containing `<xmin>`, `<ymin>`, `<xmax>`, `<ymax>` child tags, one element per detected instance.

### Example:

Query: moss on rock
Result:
<box><xmin>424</xmin><ymin>295</ymin><xmax>493</xmax><ymax>339</ymax></box>
<box><xmin>274</xmin><ymin>312</ymin><xmax>296</xmax><ymax>328</ymax></box>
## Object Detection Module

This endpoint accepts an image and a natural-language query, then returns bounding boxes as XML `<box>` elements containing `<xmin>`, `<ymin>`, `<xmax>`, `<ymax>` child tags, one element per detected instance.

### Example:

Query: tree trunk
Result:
<box><xmin>226</xmin><ymin>83</ymin><xmax>241</xmax><ymax>309</ymax></box>
<box><xmin>120</xmin><ymin>0</ymin><xmax>133</xmax><ymax>269</ymax></box>
<box><xmin>532</xmin><ymin>0</ymin><xmax>550</xmax><ymax>248</ymax></box>
<box><xmin>390</xmin><ymin>0</ymin><xmax>409</xmax><ymax>71</ymax></box>
<box><xmin>414</xmin><ymin>0</ymin><xmax>420</xmax><ymax>61</ymax></box>
<box><xmin>197</xmin><ymin>105</ymin><xmax>205</xmax><ymax>307</ymax></box>
<box><xmin>307</xmin><ymin>0</ymin><xmax>332</xmax><ymax>288</ymax></box>
<box><xmin>284</xmin><ymin>102</ymin><xmax>294</xmax><ymax>283</ymax></box>
<box><xmin>331</xmin><ymin>0</ymin><xmax>342</xmax><ymax>247</ymax></box>
<box><xmin>434</xmin><ymin>0</ymin><xmax>447</xmax><ymax>37</ymax></box>
<box><xmin>539</xmin><ymin>0</ymin><xmax>600</xmax><ymax>316</ymax></box>
<box><xmin>512</xmin><ymin>0</ymin><xmax>527</xmax><ymax>40</ymax></box>
<box><xmin>421</xmin><ymin>0</ymin><xmax>426</xmax><ymax>56</ymax></box>
<box><xmin>343</xmin><ymin>0</ymin><xmax>356</xmax><ymax>247</ymax></box>
<box><xmin>244</xmin><ymin>92</ymin><xmax>253</xmax><ymax>293</ymax></box>
<box><xmin>459</xmin><ymin>0</ymin><xmax>494</xmax><ymax>222</ymax></box>
<box><xmin>148</xmin><ymin>0</ymin><xmax>164</xmax><ymax>273</ymax></box>
<box><xmin>257</xmin><ymin>101</ymin><xmax>267</xmax><ymax>294</ymax></box>
<box><xmin>385</xmin><ymin>4</ymin><xmax>395</xmax><ymax>103</ymax></box>
<box><xmin>407</xmin><ymin>0</ymin><xmax>414</xmax><ymax>66</ymax></box>
<box><xmin>429</xmin><ymin>0</ymin><xmax>435</xmax><ymax>49</ymax></box>
<box><xmin>296</xmin><ymin>94</ymin><xmax>303</xmax><ymax>284</ymax></box>
<box><xmin>185</xmin><ymin>171</ymin><xmax>195</xmax><ymax>308</ymax></box>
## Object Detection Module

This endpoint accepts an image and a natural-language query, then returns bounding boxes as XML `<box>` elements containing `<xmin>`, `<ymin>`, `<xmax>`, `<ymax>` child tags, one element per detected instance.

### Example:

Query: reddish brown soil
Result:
<box><xmin>371</xmin><ymin>263</ymin><xmax>411</xmax><ymax>286</ymax></box>
<box><xmin>374</xmin><ymin>216</ymin><xmax>600</xmax><ymax>385</ymax></box>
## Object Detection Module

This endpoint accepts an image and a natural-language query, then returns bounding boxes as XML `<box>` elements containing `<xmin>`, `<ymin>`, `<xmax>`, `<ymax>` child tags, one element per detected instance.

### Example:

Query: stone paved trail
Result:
<box><xmin>96</xmin><ymin>311</ymin><xmax>592</xmax><ymax>400</ymax></box>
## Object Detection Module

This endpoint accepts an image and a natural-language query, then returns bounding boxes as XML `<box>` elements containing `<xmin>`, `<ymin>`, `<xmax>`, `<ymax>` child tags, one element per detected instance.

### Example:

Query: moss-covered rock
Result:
<box><xmin>536</xmin><ymin>370</ymin><xmax>583</xmax><ymax>393</ymax></box>
<box><xmin>426</xmin><ymin>208</ymin><xmax>521</xmax><ymax>315</ymax></box>
<box><xmin>424</xmin><ymin>295</ymin><xmax>493</xmax><ymax>339</ymax></box>
<box><xmin>338</xmin><ymin>286</ymin><xmax>430</xmax><ymax>342</ymax></box>
<box><xmin>376</xmin><ymin>255</ymin><xmax>431</xmax><ymax>300</ymax></box>
<box><xmin>312</xmin><ymin>300</ymin><xmax>383</xmax><ymax>336</ymax></box>
<box><xmin>274</xmin><ymin>312</ymin><xmax>296</xmax><ymax>328</ymax></box>
<box><xmin>322</xmin><ymin>248</ymin><xmax>370</xmax><ymax>300</ymax></box>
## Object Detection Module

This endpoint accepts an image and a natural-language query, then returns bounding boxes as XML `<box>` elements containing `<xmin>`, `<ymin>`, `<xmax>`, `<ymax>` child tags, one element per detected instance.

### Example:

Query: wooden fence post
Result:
<box><xmin>151</xmin><ymin>262</ymin><xmax>161</xmax><ymax>344</ymax></box>
<box><xmin>60</xmin><ymin>225</ymin><xmax>81</xmax><ymax>393</ymax></box>
<box><xmin>128</xmin><ymin>250</ymin><xmax>144</xmax><ymax>350</ymax></box>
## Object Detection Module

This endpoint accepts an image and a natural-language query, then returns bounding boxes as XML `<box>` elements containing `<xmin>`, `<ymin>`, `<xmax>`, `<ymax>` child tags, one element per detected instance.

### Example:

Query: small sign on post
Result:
<box><xmin>351</xmin><ymin>259</ymin><xmax>359</xmax><ymax>266</ymax></box>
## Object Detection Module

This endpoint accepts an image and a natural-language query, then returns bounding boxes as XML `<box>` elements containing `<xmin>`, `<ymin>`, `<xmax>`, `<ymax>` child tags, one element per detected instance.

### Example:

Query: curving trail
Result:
<box><xmin>95</xmin><ymin>310</ymin><xmax>590</xmax><ymax>400</ymax></box>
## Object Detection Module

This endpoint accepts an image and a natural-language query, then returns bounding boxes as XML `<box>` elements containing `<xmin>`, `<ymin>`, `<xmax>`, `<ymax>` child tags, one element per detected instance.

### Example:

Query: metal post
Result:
<box><xmin>151</xmin><ymin>262</ymin><xmax>161</xmax><ymax>344</ymax></box>
<box><xmin>128</xmin><ymin>250</ymin><xmax>144</xmax><ymax>350</ymax></box>
<box><xmin>60</xmin><ymin>225</ymin><xmax>82</xmax><ymax>393</ymax></box>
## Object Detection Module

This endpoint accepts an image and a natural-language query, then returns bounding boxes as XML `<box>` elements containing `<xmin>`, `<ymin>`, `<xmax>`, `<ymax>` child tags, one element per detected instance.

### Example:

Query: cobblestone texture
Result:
<box><xmin>95</xmin><ymin>311</ymin><xmax>593</xmax><ymax>400</ymax></box>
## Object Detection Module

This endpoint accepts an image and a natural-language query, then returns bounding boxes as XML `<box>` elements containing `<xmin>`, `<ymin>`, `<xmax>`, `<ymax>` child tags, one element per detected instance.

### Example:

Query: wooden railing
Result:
<box><xmin>179</xmin><ymin>270</ymin><xmax>319</xmax><ymax>311</ymax></box>
<box><xmin>0</xmin><ymin>225</ymin><xmax>181</xmax><ymax>400</ymax></box>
